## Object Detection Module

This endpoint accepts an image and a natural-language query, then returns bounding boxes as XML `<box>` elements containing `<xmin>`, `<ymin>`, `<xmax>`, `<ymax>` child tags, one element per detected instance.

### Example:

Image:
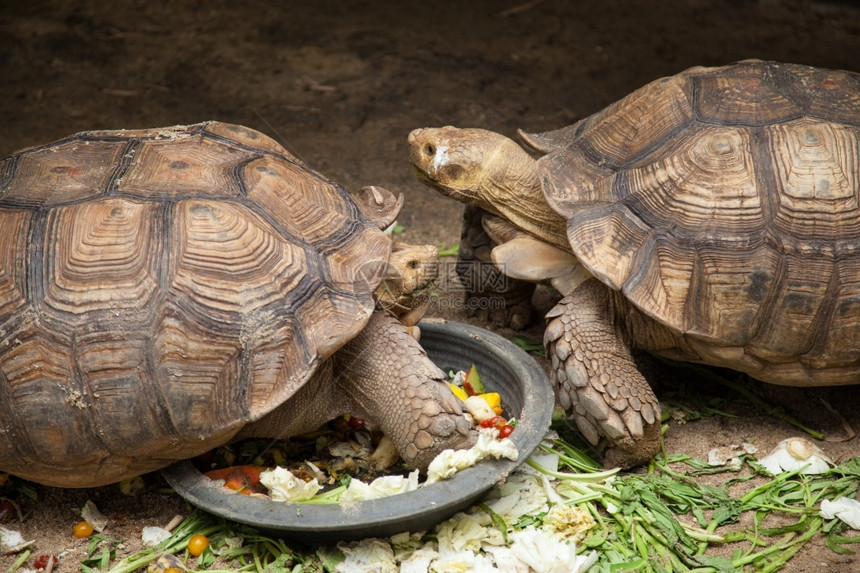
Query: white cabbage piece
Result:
<box><xmin>399</xmin><ymin>545</ymin><xmax>440</xmax><ymax>573</ymax></box>
<box><xmin>486</xmin><ymin>473</ymin><xmax>551</xmax><ymax>521</ymax></box>
<box><xmin>259</xmin><ymin>466</ymin><xmax>321</xmax><ymax>502</ymax></box>
<box><xmin>436</xmin><ymin>512</ymin><xmax>489</xmax><ymax>554</ymax></box>
<box><xmin>430</xmin><ymin>549</ymin><xmax>498</xmax><ymax>572</ymax></box>
<box><xmin>820</xmin><ymin>496</ymin><xmax>860</xmax><ymax>529</ymax></box>
<box><xmin>758</xmin><ymin>437</ymin><xmax>833</xmax><ymax>475</ymax></box>
<box><xmin>141</xmin><ymin>526</ymin><xmax>172</xmax><ymax>547</ymax></box>
<box><xmin>340</xmin><ymin>470</ymin><xmax>420</xmax><ymax>501</ymax></box>
<box><xmin>426</xmin><ymin>428</ymin><xmax>518</xmax><ymax>484</ymax></box>
<box><xmin>506</xmin><ymin>526</ymin><xmax>596</xmax><ymax>573</ymax></box>
<box><xmin>335</xmin><ymin>538</ymin><xmax>398</xmax><ymax>573</ymax></box>
<box><xmin>81</xmin><ymin>499</ymin><xmax>109</xmax><ymax>532</ymax></box>
<box><xmin>0</xmin><ymin>526</ymin><xmax>33</xmax><ymax>554</ymax></box>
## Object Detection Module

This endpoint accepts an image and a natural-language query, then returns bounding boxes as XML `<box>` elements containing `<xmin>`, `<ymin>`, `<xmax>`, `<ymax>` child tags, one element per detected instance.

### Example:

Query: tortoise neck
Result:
<box><xmin>482</xmin><ymin>148</ymin><xmax>570</xmax><ymax>250</ymax></box>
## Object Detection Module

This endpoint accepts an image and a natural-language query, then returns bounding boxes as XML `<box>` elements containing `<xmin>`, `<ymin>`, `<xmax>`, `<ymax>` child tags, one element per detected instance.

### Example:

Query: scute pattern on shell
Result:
<box><xmin>530</xmin><ymin>60</ymin><xmax>860</xmax><ymax>386</ymax></box>
<box><xmin>0</xmin><ymin>122</ymin><xmax>390</xmax><ymax>482</ymax></box>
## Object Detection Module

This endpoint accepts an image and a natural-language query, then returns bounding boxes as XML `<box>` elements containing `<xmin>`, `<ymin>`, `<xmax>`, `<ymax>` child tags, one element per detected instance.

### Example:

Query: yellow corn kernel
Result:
<box><xmin>449</xmin><ymin>384</ymin><xmax>468</xmax><ymax>402</ymax></box>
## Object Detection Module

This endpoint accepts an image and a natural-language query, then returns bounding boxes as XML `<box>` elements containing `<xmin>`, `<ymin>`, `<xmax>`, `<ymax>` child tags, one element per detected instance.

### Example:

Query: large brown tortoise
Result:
<box><xmin>409</xmin><ymin>60</ymin><xmax>860</xmax><ymax>467</ymax></box>
<box><xmin>0</xmin><ymin>121</ymin><xmax>476</xmax><ymax>487</ymax></box>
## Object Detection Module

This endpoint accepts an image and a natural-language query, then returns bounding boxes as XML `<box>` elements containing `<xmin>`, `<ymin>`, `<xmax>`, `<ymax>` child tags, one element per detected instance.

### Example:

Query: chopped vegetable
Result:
<box><xmin>479</xmin><ymin>416</ymin><xmax>507</xmax><ymax>429</ymax></box>
<box><xmin>33</xmin><ymin>554</ymin><xmax>57</xmax><ymax>569</ymax></box>
<box><xmin>450</xmin><ymin>367</ymin><xmax>502</xmax><ymax>416</ymax></box>
<box><xmin>73</xmin><ymin>521</ymin><xmax>94</xmax><ymax>538</ymax></box>
<box><xmin>449</xmin><ymin>383</ymin><xmax>468</xmax><ymax>401</ymax></box>
<box><xmin>33</xmin><ymin>427</ymin><xmax>860</xmax><ymax>571</ymax></box>
<box><xmin>367</xmin><ymin>435</ymin><xmax>401</xmax><ymax>470</ymax></box>
<box><xmin>186</xmin><ymin>533</ymin><xmax>210</xmax><ymax>557</ymax></box>
<box><xmin>513</xmin><ymin>336</ymin><xmax>546</xmax><ymax>356</ymax></box>
<box><xmin>259</xmin><ymin>466</ymin><xmax>322</xmax><ymax>502</ymax></box>
<box><xmin>505</xmin><ymin>525</ymin><xmax>596</xmax><ymax>573</ymax></box>
<box><xmin>80</xmin><ymin>500</ymin><xmax>108</xmax><ymax>532</ymax></box>
<box><xmin>118</xmin><ymin>476</ymin><xmax>146</xmax><ymax>496</ymax></box>
<box><xmin>335</xmin><ymin>538</ymin><xmax>397</xmax><ymax>572</ymax></box>
<box><xmin>820</xmin><ymin>496</ymin><xmax>860</xmax><ymax>529</ymax></box>
<box><xmin>479</xmin><ymin>415</ymin><xmax>515</xmax><ymax>440</ymax></box>
<box><xmin>758</xmin><ymin>437</ymin><xmax>833</xmax><ymax>475</ymax></box>
<box><xmin>541</xmin><ymin>504</ymin><xmax>595</xmax><ymax>541</ymax></box>
<box><xmin>0</xmin><ymin>525</ymin><xmax>32</xmax><ymax>553</ymax></box>
<box><xmin>142</xmin><ymin>525</ymin><xmax>173</xmax><ymax>547</ymax></box>
<box><xmin>201</xmin><ymin>365</ymin><xmax>514</xmax><ymax>504</ymax></box>
<box><xmin>479</xmin><ymin>392</ymin><xmax>503</xmax><ymax>415</ymax></box>
<box><xmin>426</xmin><ymin>427</ymin><xmax>519</xmax><ymax>484</ymax></box>
<box><xmin>340</xmin><ymin>470</ymin><xmax>420</xmax><ymax>502</ymax></box>
<box><xmin>462</xmin><ymin>364</ymin><xmax>484</xmax><ymax>395</ymax></box>
<box><xmin>203</xmin><ymin>465</ymin><xmax>264</xmax><ymax>495</ymax></box>
<box><xmin>464</xmin><ymin>395</ymin><xmax>496</xmax><ymax>423</ymax></box>
<box><xmin>438</xmin><ymin>243</ymin><xmax>460</xmax><ymax>257</ymax></box>
<box><xmin>384</xmin><ymin>222</ymin><xmax>406</xmax><ymax>235</ymax></box>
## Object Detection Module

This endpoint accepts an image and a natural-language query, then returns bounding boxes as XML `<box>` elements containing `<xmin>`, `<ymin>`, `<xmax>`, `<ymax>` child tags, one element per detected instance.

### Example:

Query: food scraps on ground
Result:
<box><xmin>0</xmin><ymin>525</ymin><xmax>33</xmax><ymax>554</ymax></box>
<box><xmin>142</xmin><ymin>525</ymin><xmax>173</xmax><ymax>547</ymax></box>
<box><xmin>187</xmin><ymin>533</ymin><xmax>210</xmax><ymax>557</ymax></box>
<box><xmin>758</xmin><ymin>437</ymin><xmax>834</xmax><ymax>475</ymax></box>
<box><xmin>72</xmin><ymin>521</ymin><xmax>94</xmax><ymax>538</ymax></box>
<box><xmin>819</xmin><ymin>496</ymin><xmax>860</xmax><ymax>529</ymax></box>
<box><xmin>80</xmin><ymin>500</ymin><xmax>109</xmax><ymax>533</ymax></box>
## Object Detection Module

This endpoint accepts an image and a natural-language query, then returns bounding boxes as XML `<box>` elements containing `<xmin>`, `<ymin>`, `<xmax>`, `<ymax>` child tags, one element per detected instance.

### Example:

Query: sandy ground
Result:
<box><xmin>2</xmin><ymin>0</ymin><xmax>860</xmax><ymax>570</ymax></box>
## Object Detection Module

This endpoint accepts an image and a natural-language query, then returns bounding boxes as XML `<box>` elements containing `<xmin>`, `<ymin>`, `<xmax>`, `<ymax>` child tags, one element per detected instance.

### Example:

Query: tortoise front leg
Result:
<box><xmin>456</xmin><ymin>205</ymin><xmax>535</xmax><ymax>330</ymax></box>
<box><xmin>333</xmin><ymin>311</ymin><xmax>477</xmax><ymax>472</ymax></box>
<box><xmin>239</xmin><ymin>312</ymin><xmax>476</xmax><ymax>472</ymax></box>
<box><xmin>545</xmin><ymin>279</ymin><xmax>662</xmax><ymax>468</ymax></box>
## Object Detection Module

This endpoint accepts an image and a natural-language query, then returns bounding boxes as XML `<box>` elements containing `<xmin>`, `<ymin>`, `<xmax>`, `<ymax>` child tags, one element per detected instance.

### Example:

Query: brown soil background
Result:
<box><xmin>2</xmin><ymin>1</ymin><xmax>860</xmax><ymax>571</ymax></box>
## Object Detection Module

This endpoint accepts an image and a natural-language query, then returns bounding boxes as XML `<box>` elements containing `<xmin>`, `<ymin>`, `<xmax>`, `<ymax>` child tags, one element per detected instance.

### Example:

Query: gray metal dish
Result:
<box><xmin>162</xmin><ymin>319</ymin><xmax>553</xmax><ymax>543</ymax></box>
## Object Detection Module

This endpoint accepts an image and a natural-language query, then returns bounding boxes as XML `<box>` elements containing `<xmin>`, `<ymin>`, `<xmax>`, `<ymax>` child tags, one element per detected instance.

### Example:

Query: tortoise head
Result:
<box><xmin>408</xmin><ymin>126</ymin><xmax>571</xmax><ymax>250</ymax></box>
<box><xmin>374</xmin><ymin>242</ymin><xmax>439</xmax><ymax>326</ymax></box>
<box><xmin>408</xmin><ymin>126</ymin><xmax>539</xmax><ymax>214</ymax></box>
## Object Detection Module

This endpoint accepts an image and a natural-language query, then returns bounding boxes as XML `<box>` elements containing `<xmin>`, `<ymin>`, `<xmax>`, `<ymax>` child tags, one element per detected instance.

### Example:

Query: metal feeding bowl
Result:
<box><xmin>162</xmin><ymin>319</ymin><xmax>553</xmax><ymax>543</ymax></box>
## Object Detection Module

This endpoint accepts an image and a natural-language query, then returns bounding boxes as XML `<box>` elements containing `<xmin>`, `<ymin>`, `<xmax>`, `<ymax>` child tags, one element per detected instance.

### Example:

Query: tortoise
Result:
<box><xmin>408</xmin><ymin>59</ymin><xmax>860</xmax><ymax>467</ymax></box>
<box><xmin>0</xmin><ymin>121</ymin><xmax>476</xmax><ymax>488</ymax></box>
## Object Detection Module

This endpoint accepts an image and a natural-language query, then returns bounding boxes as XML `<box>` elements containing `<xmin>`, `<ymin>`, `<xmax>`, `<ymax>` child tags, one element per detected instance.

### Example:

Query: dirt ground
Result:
<box><xmin>2</xmin><ymin>0</ymin><xmax>860</xmax><ymax>571</ymax></box>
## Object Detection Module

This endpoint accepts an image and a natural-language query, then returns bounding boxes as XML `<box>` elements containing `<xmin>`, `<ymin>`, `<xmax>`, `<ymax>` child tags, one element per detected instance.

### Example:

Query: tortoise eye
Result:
<box><xmin>424</xmin><ymin>144</ymin><xmax>436</xmax><ymax>156</ymax></box>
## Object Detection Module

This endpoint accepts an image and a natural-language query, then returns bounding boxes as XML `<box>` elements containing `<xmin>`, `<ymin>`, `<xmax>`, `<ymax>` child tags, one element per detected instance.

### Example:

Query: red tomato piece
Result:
<box><xmin>34</xmin><ymin>555</ymin><xmax>57</xmax><ymax>570</ymax></box>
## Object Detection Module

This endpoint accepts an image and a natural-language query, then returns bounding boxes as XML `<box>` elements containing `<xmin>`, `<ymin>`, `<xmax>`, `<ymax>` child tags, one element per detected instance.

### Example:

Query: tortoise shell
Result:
<box><xmin>0</xmin><ymin>122</ymin><xmax>390</xmax><ymax>481</ymax></box>
<box><xmin>524</xmin><ymin>60</ymin><xmax>860</xmax><ymax>385</ymax></box>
